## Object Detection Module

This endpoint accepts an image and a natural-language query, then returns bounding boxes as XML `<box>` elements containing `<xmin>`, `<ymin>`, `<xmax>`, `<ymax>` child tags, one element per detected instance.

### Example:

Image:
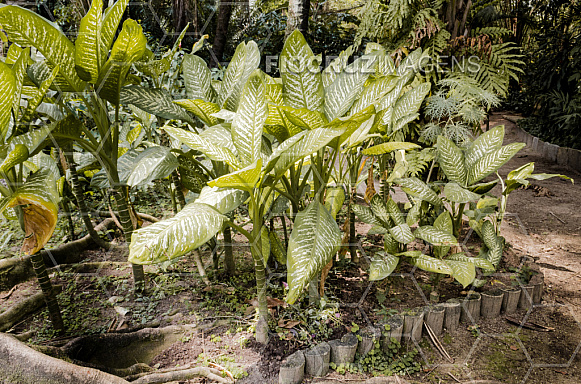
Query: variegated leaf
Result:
<box><xmin>384</xmin><ymin>233</ymin><xmax>399</xmax><ymax>254</ymax></box>
<box><xmin>90</xmin><ymin>149</ymin><xmax>141</xmax><ymax>188</ymax></box>
<box><xmin>182</xmin><ymin>54</ymin><xmax>213</xmax><ymax>101</ymax></box>
<box><xmin>280</xmin><ymin>30</ymin><xmax>324</xmax><ymax>113</ymax></box>
<box><xmin>414</xmin><ymin>226</ymin><xmax>458</xmax><ymax>246</ymax></box>
<box><xmin>465</xmin><ymin>125</ymin><xmax>505</xmax><ymax>168</ymax></box>
<box><xmin>75</xmin><ymin>0</ymin><xmax>103</xmax><ymax>82</ymax></box>
<box><xmin>286</xmin><ymin>200</ymin><xmax>341</xmax><ymax>304</ymax></box>
<box><xmin>437</xmin><ymin>136</ymin><xmax>467</xmax><ymax>185</ymax></box>
<box><xmin>433</xmin><ymin>211</ymin><xmax>453</xmax><ymax>258</ymax></box>
<box><xmin>322</xmin><ymin>45</ymin><xmax>353</xmax><ymax>88</ymax></box>
<box><xmin>164</xmin><ymin>126</ymin><xmax>240</xmax><ymax>168</ymax></box>
<box><xmin>444</xmin><ymin>182</ymin><xmax>481</xmax><ymax>203</ymax></box>
<box><xmin>11</xmin><ymin>46</ymin><xmax>30</xmax><ymax>120</ymax></box>
<box><xmin>259</xmin><ymin>226</ymin><xmax>271</xmax><ymax>265</ymax></box>
<box><xmin>468</xmin><ymin>180</ymin><xmax>498</xmax><ymax>194</ymax></box>
<box><xmin>386</xmin><ymin>198</ymin><xmax>404</xmax><ymax>226</ymax></box>
<box><xmin>0</xmin><ymin>5</ymin><xmax>85</xmax><ymax>92</ymax></box>
<box><xmin>196</xmin><ymin>186</ymin><xmax>248</xmax><ymax>215</ymax></box>
<box><xmin>324</xmin><ymin>186</ymin><xmax>345</xmax><ymax>220</ymax></box>
<box><xmin>363</xmin><ymin>142</ymin><xmax>420</xmax><ymax>156</ymax></box>
<box><xmin>396</xmin><ymin>177</ymin><xmax>441</xmax><ymax>206</ymax></box>
<box><xmin>369</xmin><ymin>194</ymin><xmax>392</xmax><ymax>227</ymax></box>
<box><xmin>126</xmin><ymin>146</ymin><xmax>179</xmax><ymax>187</ymax></box>
<box><xmin>468</xmin><ymin>143</ymin><xmax>525</xmax><ymax>184</ymax></box>
<box><xmin>369</xmin><ymin>253</ymin><xmax>399</xmax><ymax>281</ymax></box>
<box><xmin>389</xmin><ymin>223</ymin><xmax>414</xmax><ymax>244</ymax></box>
<box><xmin>129</xmin><ymin>202</ymin><xmax>226</xmax><ymax>264</ymax></box>
<box><xmin>352</xmin><ymin>204</ymin><xmax>383</xmax><ymax>227</ymax></box>
<box><xmin>409</xmin><ymin>254</ymin><xmax>453</xmax><ymax>275</ymax></box>
<box><xmin>390</xmin><ymin>82</ymin><xmax>431</xmax><ymax>127</ymax></box>
<box><xmin>175</xmin><ymin>99</ymin><xmax>220</xmax><ymax>127</ymax></box>
<box><xmin>447</xmin><ymin>252</ymin><xmax>495</xmax><ymax>272</ymax></box>
<box><xmin>283</xmin><ymin>107</ymin><xmax>326</xmax><ymax>130</ymax></box>
<box><xmin>445</xmin><ymin>259</ymin><xmax>476</xmax><ymax>288</ymax></box>
<box><xmin>199</xmin><ymin>124</ymin><xmax>236</xmax><ymax>154</ymax></box>
<box><xmin>0</xmin><ymin>61</ymin><xmax>16</xmax><ymax>139</ymax></box>
<box><xmin>120</xmin><ymin>86</ymin><xmax>194</xmax><ymax>125</ymax></box>
<box><xmin>217</xmin><ymin>42</ymin><xmax>246</xmax><ymax>109</ymax></box>
<box><xmin>351</xmin><ymin>75</ymin><xmax>398</xmax><ymax>114</ymax></box>
<box><xmin>231</xmin><ymin>69</ymin><xmax>267</xmax><ymax>166</ymax></box>
<box><xmin>100</xmin><ymin>0</ymin><xmax>130</xmax><ymax>60</ymax></box>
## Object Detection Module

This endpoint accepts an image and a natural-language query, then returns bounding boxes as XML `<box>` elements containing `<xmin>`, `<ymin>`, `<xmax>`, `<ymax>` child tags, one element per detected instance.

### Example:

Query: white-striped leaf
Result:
<box><xmin>90</xmin><ymin>149</ymin><xmax>140</xmax><ymax>188</ymax></box>
<box><xmin>369</xmin><ymin>194</ymin><xmax>392</xmax><ymax>227</ymax></box>
<box><xmin>437</xmin><ymin>136</ymin><xmax>467</xmax><ymax>185</ymax></box>
<box><xmin>182</xmin><ymin>54</ymin><xmax>213</xmax><ymax>101</ymax></box>
<box><xmin>447</xmin><ymin>252</ymin><xmax>495</xmax><ymax>272</ymax></box>
<box><xmin>126</xmin><ymin>146</ymin><xmax>179</xmax><ymax>187</ymax></box>
<box><xmin>164</xmin><ymin>126</ymin><xmax>240</xmax><ymax>168</ymax></box>
<box><xmin>283</xmin><ymin>107</ymin><xmax>326</xmax><ymax>130</ymax></box>
<box><xmin>175</xmin><ymin>99</ymin><xmax>220</xmax><ymax>127</ymax></box>
<box><xmin>196</xmin><ymin>186</ymin><xmax>248</xmax><ymax>215</ymax></box>
<box><xmin>120</xmin><ymin>86</ymin><xmax>194</xmax><ymax>125</ymax></box>
<box><xmin>0</xmin><ymin>5</ymin><xmax>85</xmax><ymax>92</ymax></box>
<box><xmin>231</xmin><ymin>69</ymin><xmax>267</xmax><ymax>166</ymax></box>
<box><xmin>351</xmin><ymin>75</ymin><xmax>398</xmax><ymax>115</ymax></box>
<box><xmin>199</xmin><ymin>124</ymin><xmax>236</xmax><ymax>154</ymax></box>
<box><xmin>363</xmin><ymin>142</ymin><xmax>420</xmax><ymax>156</ymax></box>
<box><xmin>369</xmin><ymin>253</ymin><xmax>399</xmax><ymax>281</ymax></box>
<box><xmin>396</xmin><ymin>177</ymin><xmax>441</xmax><ymax>206</ymax></box>
<box><xmin>322</xmin><ymin>45</ymin><xmax>353</xmax><ymax>88</ymax></box>
<box><xmin>468</xmin><ymin>143</ymin><xmax>526</xmax><ymax>184</ymax></box>
<box><xmin>465</xmin><ymin>125</ymin><xmax>505</xmax><ymax>168</ymax></box>
<box><xmin>390</xmin><ymin>82</ymin><xmax>431</xmax><ymax>127</ymax></box>
<box><xmin>75</xmin><ymin>0</ymin><xmax>103</xmax><ymax>82</ymax></box>
<box><xmin>352</xmin><ymin>204</ymin><xmax>382</xmax><ymax>227</ymax></box>
<box><xmin>386</xmin><ymin>198</ymin><xmax>404</xmax><ymax>226</ymax></box>
<box><xmin>280</xmin><ymin>30</ymin><xmax>324</xmax><ymax>113</ymax></box>
<box><xmin>286</xmin><ymin>200</ymin><xmax>341</xmax><ymax>304</ymax></box>
<box><xmin>444</xmin><ymin>182</ymin><xmax>481</xmax><ymax>203</ymax></box>
<box><xmin>129</xmin><ymin>202</ymin><xmax>226</xmax><ymax>264</ymax></box>
<box><xmin>10</xmin><ymin>47</ymin><xmax>29</xmax><ymax>120</ymax></box>
<box><xmin>100</xmin><ymin>0</ymin><xmax>129</xmax><ymax>58</ymax></box>
<box><xmin>414</xmin><ymin>226</ymin><xmax>458</xmax><ymax>246</ymax></box>
<box><xmin>433</xmin><ymin>211</ymin><xmax>453</xmax><ymax>258</ymax></box>
<box><xmin>325</xmin><ymin>186</ymin><xmax>345</xmax><ymax>220</ymax></box>
<box><xmin>445</xmin><ymin>259</ymin><xmax>475</xmax><ymax>288</ymax></box>
<box><xmin>389</xmin><ymin>223</ymin><xmax>414</xmax><ymax>244</ymax></box>
<box><xmin>0</xmin><ymin>62</ymin><xmax>16</xmax><ymax>139</ymax></box>
<box><xmin>21</xmin><ymin>66</ymin><xmax>59</xmax><ymax>123</ymax></box>
<box><xmin>409</xmin><ymin>254</ymin><xmax>453</xmax><ymax>275</ymax></box>
<box><xmin>384</xmin><ymin>233</ymin><xmax>399</xmax><ymax>254</ymax></box>
<box><xmin>324</xmin><ymin>52</ymin><xmax>379</xmax><ymax>121</ymax></box>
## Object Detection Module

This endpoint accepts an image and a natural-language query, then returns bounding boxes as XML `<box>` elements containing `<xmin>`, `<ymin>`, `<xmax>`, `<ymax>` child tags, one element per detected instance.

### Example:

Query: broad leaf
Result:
<box><xmin>386</xmin><ymin>198</ymin><xmax>404</xmax><ymax>226</ymax></box>
<box><xmin>409</xmin><ymin>254</ymin><xmax>453</xmax><ymax>275</ymax></box>
<box><xmin>164</xmin><ymin>127</ymin><xmax>240</xmax><ymax>168</ymax></box>
<box><xmin>396</xmin><ymin>177</ymin><xmax>441</xmax><ymax>206</ymax></box>
<box><xmin>447</xmin><ymin>252</ymin><xmax>495</xmax><ymax>272</ymax></box>
<box><xmin>414</xmin><ymin>226</ymin><xmax>458</xmax><ymax>246</ymax></box>
<box><xmin>437</xmin><ymin>136</ymin><xmax>467</xmax><ymax>185</ymax></box>
<box><xmin>196</xmin><ymin>186</ymin><xmax>248</xmax><ymax>215</ymax></box>
<box><xmin>231</xmin><ymin>70</ymin><xmax>267</xmax><ymax>166</ymax></box>
<box><xmin>0</xmin><ymin>171</ymin><xmax>59</xmax><ymax>255</ymax></box>
<box><xmin>182</xmin><ymin>54</ymin><xmax>213</xmax><ymax>101</ymax></box>
<box><xmin>90</xmin><ymin>149</ymin><xmax>141</xmax><ymax>188</ymax></box>
<box><xmin>325</xmin><ymin>186</ymin><xmax>345</xmax><ymax>220</ymax></box>
<box><xmin>468</xmin><ymin>143</ymin><xmax>525</xmax><ymax>184</ymax></box>
<box><xmin>390</xmin><ymin>82</ymin><xmax>431</xmax><ymax>127</ymax></box>
<box><xmin>120</xmin><ymin>86</ymin><xmax>194</xmax><ymax>125</ymax></box>
<box><xmin>351</xmin><ymin>75</ymin><xmax>398</xmax><ymax>115</ymax></box>
<box><xmin>199</xmin><ymin>124</ymin><xmax>236</xmax><ymax>153</ymax></box>
<box><xmin>445</xmin><ymin>259</ymin><xmax>476</xmax><ymax>288</ymax></box>
<box><xmin>126</xmin><ymin>146</ymin><xmax>179</xmax><ymax>187</ymax></box>
<box><xmin>352</xmin><ymin>204</ymin><xmax>383</xmax><ymax>227</ymax></box>
<box><xmin>0</xmin><ymin>5</ymin><xmax>85</xmax><ymax>91</ymax></box>
<box><xmin>100</xmin><ymin>0</ymin><xmax>130</xmax><ymax>58</ymax></box>
<box><xmin>369</xmin><ymin>253</ymin><xmax>399</xmax><ymax>281</ymax></box>
<box><xmin>363</xmin><ymin>142</ymin><xmax>420</xmax><ymax>156</ymax></box>
<box><xmin>369</xmin><ymin>194</ymin><xmax>392</xmax><ymax>227</ymax></box>
<box><xmin>175</xmin><ymin>99</ymin><xmax>220</xmax><ymax>127</ymax></box>
<box><xmin>444</xmin><ymin>182</ymin><xmax>481</xmax><ymax>203</ymax></box>
<box><xmin>389</xmin><ymin>223</ymin><xmax>414</xmax><ymax>244</ymax></box>
<box><xmin>208</xmin><ymin>159</ymin><xmax>262</xmax><ymax>192</ymax></box>
<box><xmin>0</xmin><ymin>62</ymin><xmax>16</xmax><ymax>139</ymax></box>
<box><xmin>75</xmin><ymin>0</ymin><xmax>103</xmax><ymax>82</ymax></box>
<box><xmin>283</xmin><ymin>107</ymin><xmax>326</xmax><ymax>130</ymax></box>
<box><xmin>280</xmin><ymin>30</ymin><xmax>324</xmax><ymax>113</ymax></box>
<box><xmin>465</xmin><ymin>125</ymin><xmax>505</xmax><ymax>168</ymax></box>
<box><xmin>286</xmin><ymin>200</ymin><xmax>341</xmax><ymax>304</ymax></box>
<box><xmin>129</xmin><ymin>202</ymin><xmax>226</xmax><ymax>264</ymax></box>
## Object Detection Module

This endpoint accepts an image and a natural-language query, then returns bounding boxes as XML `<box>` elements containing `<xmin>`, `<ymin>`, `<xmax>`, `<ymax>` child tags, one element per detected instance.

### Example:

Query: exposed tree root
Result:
<box><xmin>131</xmin><ymin>366</ymin><xmax>232</xmax><ymax>384</ymax></box>
<box><xmin>0</xmin><ymin>286</ymin><xmax>61</xmax><ymax>332</ymax></box>
<box><xmin>96</xmin><ymin>210</ymin><xmax>160</xmax><ymax>223</ymax></box>
<box><xmin>0</xmin><ymin>219</ymin><xmax>118</xmax><ymax>290</ymax></box>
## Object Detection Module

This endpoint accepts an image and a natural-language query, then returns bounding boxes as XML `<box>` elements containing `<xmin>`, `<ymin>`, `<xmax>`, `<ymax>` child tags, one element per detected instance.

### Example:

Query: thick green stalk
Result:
<box><xmin>30</xmin><ymin>252</ymin><xmax>64</xmax><ymax>332</ymax></box>
<box><xmin>250</xmin><ymin>196</ymin><xmax>269</xmax><ymax>344</ymax></box>
<box><xmin>223</xmin><ymin>225</ymin><xmax>235</xmax><ymax>275</ymax></box>
<box><xmin>113</xmin><ymin>187</ymin><xmax>145</xmax><ymax>291</ymax></box>
<box><xmin>348</xmin><ymin>187</ymin><xmax>359</xmax><ymax>263</ymax></box>
<box><xmin>171</xmin><ymin>170</ymin><xmax>187</xmax><ymax>210</ymax></box>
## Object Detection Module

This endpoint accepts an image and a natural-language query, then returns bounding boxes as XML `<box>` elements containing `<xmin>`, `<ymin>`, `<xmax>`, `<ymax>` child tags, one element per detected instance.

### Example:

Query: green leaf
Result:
<box><xmin>363</xmin><ymin>142</ymin><xmax>420</xmax><ymax>156</ymax></box>
<box><xmin>0</xmin><ymin>5</ymin><xmax>85</xmax><ymax>92</ymax></box>
<box><xmin>389</xmin><ymin>223</ymin><xmax>414</xmax><ymax>244</ymax></box>
<box><xmin>259</xmin><ymin>226</ymin><xmax>271</xmax><ymax>265</ymax></box>
<box><xmin>0</xmin><ymin>144</ymin><xmax>29</xmax><ymax>174</ymax></box>
<box><xmin>369</xmin><ymin>253</ymin><xmax>399</xmax><ymax>281</ymax></box>
<box><xmin>465</xmin><ymin>125</ymin><xmax>505</xmax><ymax>168</ymax></box>
<box><xmin>444</xmin><ymin>182</ymin><xmax>481</xmax><ymax>203</ymax></box>
<box><xmin>175</xmin><ymin>99</ymin><xmax>220</xmax><ymax>127</ymax></box>
<box><xmin>90</xmin><ymin>149</ymin><xmax>141</xmax><ymax>188</ymax></box>
<box><xmin>447</xmin><ymin>252</ymin><xmax>495</xmax><ymax>272</ymax></box>
<box><xmin>199</xmin><ymin>124</ymin><xmax>237</xmax><ymax>153</ymax></box>
<box><xmin>322</xmin><ymin>45</ymin><xmax>353</xmax><ymax>88</ymax></box>
<box><xmin>0</xmin><ymin>171</ymin><xmax>59</xmax><ymax>255</ymax></box>
<box><xmin>100</xmin><ymin>0</ymin><xmax>129</xmax><ymax>57</ymax></box>
<box><xmin>196</xmin><ymin>186</ymin><xmax>248</xmax><ymax>215</ymax></box>
<box><xmin>396</xmin><ymin>177</ymin><xmax>441</xmax><ymax>206</ymax></box>
<box><xmin>286</xmin><ymin>199</ymin><xmax>341</xmax><ymax>304</ymax></box>
<box><xmin>414</xmin><ymin>226</ymin><xmax>458</xmax><ymax>246</ymax></box>
<box><xmin>437</xmin><ymin>136</ymin><xmax>467</xmax><ymax>185</ymax></box>
<box><xmin>468</xmin><ymin>180</ymin><xmax>498</xmax><ymax>194</ymax></box>
<box><xmin>182</xmin><ymin>54</ymin><xmax>213</xmax><ymax>101</ymax></box>
<box><xmin>126</xmin><ymin>146</ymin><xmax>179</xmax><ymax>187</ymax></box>
<box><xmin>129</xmin><ymin>202</ymin><xmax>226</xmax><ymax>264</ymax></box>
<box><xmin>97</xmin><ymin>20</ymin><xmax>147</xmax><ymax>105</ymax></box>
<box><xmin>208</xmin><ymin>159</ymin><xmax>262</xmax><ymax>192</ymax></box>
<box><xmin>218</xmin><ymin>42</ymin><xmax>260</xmax><ymax>111</ymax></box>
<box><xmin>283</xmin><ymin>107</ymin><xmax>326</xmax><ymax>130</ymax></box>
<box><xmin>369</xmin><ymin>194</ymin><xmax>392</xmax><ymax>227</ymax></box>
<box><xmin>75</xmin><ymin>0</ymin><xmax>103</xmax><ymax>82</ymax></box>
<box><xmin>164</xmin><ymin>126</ymin><xmax>240</xmax><ymax>168</ymax></box>
<box><xmin>384</xmin><ymin>233</ymin><xmax>399</xmax><ymax>254</ymax></box>
<box><xmin>21</xmin><ymin>66</ymin><xmax>59</xmax><ymax>123</ymax></box>
<box><xmin>280</xmin><ymin>30</ymin><xmax>324</xmax><ymax>113</ymax></box>
<box><xmin>386</xmin><ymin>198</ymin><xmax>404</xmax><ymax>226</ymax></box>
<box><xmin>352</xmin><ymin>204</ymin><xmax>382</xmax><ymax>227</ymax></box>
<box><xmin>270</xmin><ymin>231</ymin><xmax>287</xmax><ymax>264</ymax></box>
<box><xmin>390</xmin><ymin>82</ymin><xmax>431</xmax><ymax>127</ymax></box>
<box><xmin>325</xmin><ymin>187</ymin><xmax>345</xmax><ymax>220</ymax></box>
<box><xmin>0</xmin><ymin>62</ymin><xmax>16</xmax><ymax>139</ymax></box>
<box><xmin>480</xmin><ymin>220</ymin><xmax>497</xmax><ymax>250</ymax></box>
<box><xmin>324</xmin><ymin>52</ymin><xmax>379</xmax><ymax>121</ymax></box>
<box><xmin>177</xmin><ymin>154</ymin><xmax>208</xmax><ymax>193</ymax></box>
<box><xmin>351</xmin><ymin>75</ymin><xmax>398</xmax><ymax>115</ymax></box>
<box><xmin>120</xmin><ymin>86</ymin><xmax>194</xmax><ymax>125</ymax></box>
<box><xmin>231</xmin><ymin>70</ymin><xmax>267</xmax><ymax>166</ymax></box>
<box><xmin>409</xmin><ymin>254</ymin><xmax>453</xmax><ymax>275</ymax></box>
<box><xmin>468</xmin><ymin>143</ymin><xmax>525</xmax><ymax>184</ymax></box>
<box><xmin>445</xmin><ymin>259</ymin><xmax>475</xmax><ymax>288</ymax></box>
<box><xmin>10</xmin><ymin>46</ymin><xmax>30</xmax><ymax>120</ymax></box>
<box><xmin>433</xmin><ymin>211</ymin><xmax>453</xmax><ymax>234</ymax></box>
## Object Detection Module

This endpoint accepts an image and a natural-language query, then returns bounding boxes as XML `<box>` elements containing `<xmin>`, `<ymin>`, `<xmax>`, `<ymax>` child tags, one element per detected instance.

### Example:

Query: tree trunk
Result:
<box><xmin>285</xmin><ymin>0</ymin><xmax>310</xmax><ymax>38</ymax></box>
<box><xmin>173</xmin><ymin>0</ymin><xmax>190</xmax><ymax>34</ymax></box>
<box><xmin>212</xmin><ymin>0</ymin><xmax>234</xmax><ymax>66</ymax></box>
<box><xmin>113</xmin><ymin>187</ymin><xmax>146</xmax><ymax>291</ymax></box>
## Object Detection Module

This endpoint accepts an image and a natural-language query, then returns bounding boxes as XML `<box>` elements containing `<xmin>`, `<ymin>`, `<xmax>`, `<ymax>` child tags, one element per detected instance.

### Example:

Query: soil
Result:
<box><xmin>1</xmin><ymin>113</ymin><xmax>580</xmax><ymax>384</ymax></box>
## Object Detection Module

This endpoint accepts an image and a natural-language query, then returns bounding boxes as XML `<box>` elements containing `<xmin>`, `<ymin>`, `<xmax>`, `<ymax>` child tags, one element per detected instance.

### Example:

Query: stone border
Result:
<box><xmin>503</xmin><ymin>115</ymin><xmax>581</xmax><ymax>173</ymax></box>
<box><xmin>278</xmin><ymin>257</ymin><xmax>545</xmax><ymax>384</ymax></box>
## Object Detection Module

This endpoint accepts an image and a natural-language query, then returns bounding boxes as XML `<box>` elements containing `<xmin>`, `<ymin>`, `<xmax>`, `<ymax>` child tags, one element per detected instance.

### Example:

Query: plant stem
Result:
<box><xmin>223</xmin><ymin>225</ymin><xmax>235</xmax><ymax>275</ymax></box>
<box><xmin>30</xmin><ymin>252</ymin><xmax>64</xmax><ymax>332</ymax></box>
<box><xmin>348</xmin><ymin>187</ymin><xmax>359</xmax><ymax>263</ymax></box>
<box><xmin>250</xmin><ymin>193</ymin><xmax>269</xmax><ymax>344</ymax></box>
